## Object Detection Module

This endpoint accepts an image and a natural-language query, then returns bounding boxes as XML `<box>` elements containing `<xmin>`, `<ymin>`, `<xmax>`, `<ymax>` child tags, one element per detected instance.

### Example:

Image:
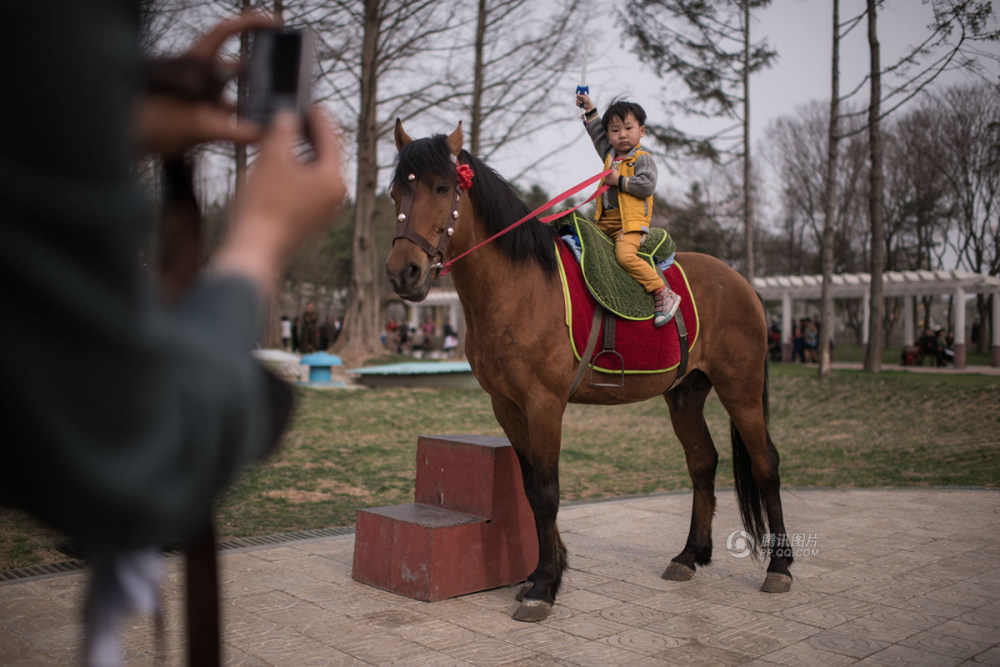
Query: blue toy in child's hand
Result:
<box><xmin>576</xmin><ymin>33</ymin><xmax>589</xmax><ymax>108</ymax></box>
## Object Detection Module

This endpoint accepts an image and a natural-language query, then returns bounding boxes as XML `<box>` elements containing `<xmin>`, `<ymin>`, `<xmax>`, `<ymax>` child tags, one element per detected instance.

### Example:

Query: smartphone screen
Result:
<box><xmin>244</xmin><ymin>29</ymin><xmax>313</xmax><ymax>125</ymax></box>
<box><xmin>270</xmin><ymin>32</ymin><xmax>302</xmax><ymax>94</ymax></box>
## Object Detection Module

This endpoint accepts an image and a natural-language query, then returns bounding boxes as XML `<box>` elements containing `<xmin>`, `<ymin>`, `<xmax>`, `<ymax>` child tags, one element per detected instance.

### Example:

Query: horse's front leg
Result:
<box><xmin>663</xmin><ymin>371</ymin><xmax>718</xmax><ymax>581</ymax></box>
<box><xmin>491</xmin><ymin>395</ymin><xmax>566</xmax><ymax>622</ymax></box>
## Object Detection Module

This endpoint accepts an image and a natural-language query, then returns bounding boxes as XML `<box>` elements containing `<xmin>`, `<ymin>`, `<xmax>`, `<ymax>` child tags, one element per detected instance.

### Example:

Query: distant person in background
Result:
<box><xmin>319</xmin><ymin>315</ymin><xmax>332</xmax><ymax>351</ymax></box>
<box><xmin>768</xmin><ymin>321</ymin><xmax>781</xmax><ymax>361</ymax></box>
<box><xmin>281</xmin><ymin>316</ymin><xmax>292</xmax><ymax>351</ymax></box>
<box><xmin>384</xmin><ymin>316</ymin><xmax>399</xmax><ymax>348</ymax></box>
<box><xmin>397</xmin><ymin>325</ymin><xmax>411</xmax><ymax>354</ymax></box>
<box><xmin>300</xmin><ymin>301</ymin><xmax>320</xmax><ymax>353</ymax></box>
<box><xmin>421</xmin><ymin>316</ymin><xmax>436</xmax><ymax>340</ymax></box>
<box><xmin>918</xmin><ymin>328</ymin><xmax>939</xmax><ymax>366</ymax></box>
<box><xmin>443</xmin><ymin>319</ymin><xmax>459</xmax><ymax>357</ymax></box>
<box><xmin>943</xmin><ymin>330</ymin><xmax>955</xmax><ymax>364</ymax></box>
<box><xmin>792</xmin><ymin>321</ymin><xmax>805</xmax><ymax>363</ymax></box>
<box><xmin>804</xmin><ymin>318</ymin><xmax>818</xmax><ymax>363</ymax></box>
<box><xmin>935</xmin><ymin>329</ymin><xmax>950</xmax><ymax>366</ymax></box>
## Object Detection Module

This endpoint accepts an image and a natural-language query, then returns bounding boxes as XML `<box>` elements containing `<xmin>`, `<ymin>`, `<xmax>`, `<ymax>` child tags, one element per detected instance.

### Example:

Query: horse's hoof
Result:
<box><xmin>513</xmin><ymin>598</ymin><xmax>553</xmax><ymax>622</ymax></box>
<box><xmin>514</xmin><ymin>581</ymin><xmax>532</xmax><ymax>602</ymax></box>
<box><xmin>662</xmin><ymin>562</ymin><xmax>696</xmax><ymax>581</ymax></box>
<box><xmin>760</xmin><ymin>572</ymin><xmax>792</xmax><ymax>593</ymax></box>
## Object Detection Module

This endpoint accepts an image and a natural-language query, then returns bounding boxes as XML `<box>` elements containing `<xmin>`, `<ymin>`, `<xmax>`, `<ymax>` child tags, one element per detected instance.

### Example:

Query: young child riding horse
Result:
<box><xmin>576</xmin><ymin>92</ymin><xmax>681</xmax><ymax>327</ymax></box>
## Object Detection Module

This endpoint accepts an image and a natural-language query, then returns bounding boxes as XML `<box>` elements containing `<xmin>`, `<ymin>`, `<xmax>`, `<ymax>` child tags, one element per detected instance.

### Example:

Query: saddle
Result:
<box><xmin>550</xmin><ymin>215</ymin><xmax>697</xmax><ymax>395</ymax></box>
<box><xmin>554</xmin><ymin>212</ymin><xmax>676</xmax><ymax>320</ymax></box>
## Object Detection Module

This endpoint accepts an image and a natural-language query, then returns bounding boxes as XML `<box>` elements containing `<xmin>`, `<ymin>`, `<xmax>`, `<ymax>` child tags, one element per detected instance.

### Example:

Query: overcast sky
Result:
<box><xmin>488</xmin><ymin>0</ymin><xmax>1000</xmax><ymax>212</ymax></box>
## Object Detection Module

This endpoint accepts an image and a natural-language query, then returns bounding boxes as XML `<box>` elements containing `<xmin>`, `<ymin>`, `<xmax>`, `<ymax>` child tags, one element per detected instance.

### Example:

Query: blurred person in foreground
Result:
<box><xmin>0</xmin><ymin>3</ymin><xmax>346</xmax><ymax>661</ymax></box>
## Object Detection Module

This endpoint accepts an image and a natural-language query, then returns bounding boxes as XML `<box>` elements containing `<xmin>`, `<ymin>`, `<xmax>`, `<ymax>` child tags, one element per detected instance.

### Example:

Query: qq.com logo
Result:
<box><xmin>725</xmin><ymin>530</ymin><xmax>820</xmax><ymax>558</ymax></box>
<box><xmin>726</xmin><ymin>530</ymin><xmax>755</xmax><ymax>558</ymax></box>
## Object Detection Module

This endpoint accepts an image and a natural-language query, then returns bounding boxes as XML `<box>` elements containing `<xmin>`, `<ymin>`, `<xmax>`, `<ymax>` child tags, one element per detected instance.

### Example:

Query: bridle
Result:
<box><xmin>391</xmin><ymin>152</ymin><xmax>610</xmax><ymax>279</ymax></box>
<box><xmin>392</xmin><ymin>163</ymin><xmax>464</xmax><ymax>272</ymax></box>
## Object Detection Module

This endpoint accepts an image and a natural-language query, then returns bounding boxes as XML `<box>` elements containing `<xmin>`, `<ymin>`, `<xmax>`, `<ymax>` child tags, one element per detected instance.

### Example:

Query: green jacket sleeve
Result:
<box><xmin>0</xmin><ymin>0</ymin><xmax>284</xmax><ymax>552</ymax></box>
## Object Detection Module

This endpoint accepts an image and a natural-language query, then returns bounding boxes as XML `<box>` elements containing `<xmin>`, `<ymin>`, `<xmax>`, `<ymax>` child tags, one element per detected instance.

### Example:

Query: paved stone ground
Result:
<box><xmin>1</xmin><ymin>488</ymin><xmax>998</xmax><ymax>665</ymax></box>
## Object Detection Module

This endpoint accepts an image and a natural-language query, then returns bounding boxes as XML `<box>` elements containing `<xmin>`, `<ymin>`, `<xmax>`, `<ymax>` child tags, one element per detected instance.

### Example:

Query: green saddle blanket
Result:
<box><xmin>554</xmin><ymin>212</ymin><xmax>676</xmax><ymax>320</ymax></box>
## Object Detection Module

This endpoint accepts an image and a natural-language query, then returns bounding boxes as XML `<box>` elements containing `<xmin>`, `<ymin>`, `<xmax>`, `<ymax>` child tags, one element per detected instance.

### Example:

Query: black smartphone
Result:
<box><xmin>243</xmin><ymin>28</ymin><xmax>314</xmax><ymax>126</ymax></box>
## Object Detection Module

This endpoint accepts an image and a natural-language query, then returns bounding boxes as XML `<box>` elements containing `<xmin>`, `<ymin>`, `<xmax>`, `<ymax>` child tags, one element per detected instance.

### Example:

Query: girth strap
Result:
<box><xmin>569</xmin><ymin>305</ymin><xmax>604</xmax><ymax>398</ymax></box>
<box><xmin>602</xmin><ymin>312</ymin><xmax>616</xmax><ymax>351</ymax></box>
<box><xmin>667</xmin><ymin>310</ymin><xmax>689</xmax><ymax>392</ymax></box>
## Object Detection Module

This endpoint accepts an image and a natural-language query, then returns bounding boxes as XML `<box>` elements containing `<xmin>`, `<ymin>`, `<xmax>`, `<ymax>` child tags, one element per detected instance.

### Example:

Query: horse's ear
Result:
<box><xmin>446</xmin><ymin>121</ymin><xmax>463</xmax><ymax>157</ymax></box>
<box><xmin>394</xmin><ymin>118</ymin><xmax>412</xmax><ymax>151</ymax></box>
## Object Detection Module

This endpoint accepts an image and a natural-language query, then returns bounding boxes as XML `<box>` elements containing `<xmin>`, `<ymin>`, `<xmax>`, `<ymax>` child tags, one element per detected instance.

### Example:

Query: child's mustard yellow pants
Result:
<box><xmin>596</xmin><ymin>209</ymin><xmax>665</xmax><ymax>293</ymax></box>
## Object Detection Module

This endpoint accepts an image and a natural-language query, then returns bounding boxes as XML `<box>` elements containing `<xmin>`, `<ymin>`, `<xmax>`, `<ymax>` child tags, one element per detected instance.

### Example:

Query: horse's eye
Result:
<box><xmin>435</xmin><ymin>183</ymin><xmax>451</xmax><ymax>196</ymax></box>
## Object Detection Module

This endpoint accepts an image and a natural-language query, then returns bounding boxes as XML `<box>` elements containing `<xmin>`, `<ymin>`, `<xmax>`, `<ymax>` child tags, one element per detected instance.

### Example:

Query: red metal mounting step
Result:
<box><xmin>352</xmin><ymin>434</ymin><xmax>538</xmax><ymax>601</ymax></box>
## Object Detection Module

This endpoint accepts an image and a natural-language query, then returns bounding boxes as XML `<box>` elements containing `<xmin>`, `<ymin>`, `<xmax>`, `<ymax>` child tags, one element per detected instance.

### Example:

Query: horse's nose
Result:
<box><xmin>386</xmin><ymin>260</ymin><xmax>422</xmax><ymax>294</ymax></box>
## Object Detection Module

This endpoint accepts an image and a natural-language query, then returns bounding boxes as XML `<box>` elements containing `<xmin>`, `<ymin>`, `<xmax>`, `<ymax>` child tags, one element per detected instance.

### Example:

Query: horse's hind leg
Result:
<box><xmin>490</xmin><ymin>395</ymin><xmax>567</xmax><ymax>622</ymax></box>
<box><xmin>715</xmin><ymin>372</ymin><xmax>793</xmax><ymax>593</ymax></box>
<box><xmin>663</xmin><ymin>370</ymin><xmax>719</xmax><ymax>581</ymax></box>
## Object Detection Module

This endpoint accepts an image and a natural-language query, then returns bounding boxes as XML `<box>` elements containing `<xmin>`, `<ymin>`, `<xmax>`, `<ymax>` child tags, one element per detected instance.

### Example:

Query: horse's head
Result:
<box><xmin>385</xmin><ymin>119</ymin><xmax>466</xmax><ymax>302</ymax></box>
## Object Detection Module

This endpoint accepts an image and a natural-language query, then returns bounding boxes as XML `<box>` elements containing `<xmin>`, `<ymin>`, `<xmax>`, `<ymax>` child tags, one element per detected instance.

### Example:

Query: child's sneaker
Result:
<box><xmin>653</xmin><ymin>286</ymin><xmax>681</xmax><ymax>328</ymax></box>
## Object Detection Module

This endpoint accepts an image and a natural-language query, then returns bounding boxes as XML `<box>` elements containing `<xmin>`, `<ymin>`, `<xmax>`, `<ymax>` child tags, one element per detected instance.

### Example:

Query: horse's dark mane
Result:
<box><xmin>392</xmin><ymin>134</ymin><xmax>557</xmax><ymax>275</ymax></box>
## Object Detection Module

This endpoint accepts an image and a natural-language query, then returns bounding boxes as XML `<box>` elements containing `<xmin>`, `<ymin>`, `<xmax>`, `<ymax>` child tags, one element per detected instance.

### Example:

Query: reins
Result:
<box><xmin>436</xmin><ymin>168</ymin><xmax>612</xmax><ymax>277</ymax></box>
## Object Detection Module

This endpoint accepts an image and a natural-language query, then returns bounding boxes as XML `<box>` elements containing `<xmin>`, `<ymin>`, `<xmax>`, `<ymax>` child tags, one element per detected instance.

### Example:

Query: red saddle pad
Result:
<box><xmin>555</xmin><ymin>240</ymin><xmax>699</xmax><ymax>373</ymax></box>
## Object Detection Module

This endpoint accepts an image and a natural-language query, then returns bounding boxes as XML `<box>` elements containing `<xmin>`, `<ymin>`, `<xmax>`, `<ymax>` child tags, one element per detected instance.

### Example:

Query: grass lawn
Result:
<box><xmin>2</xmin><ymin>363</ymin><xmax>997</xmax><ymax>571</ymax></box>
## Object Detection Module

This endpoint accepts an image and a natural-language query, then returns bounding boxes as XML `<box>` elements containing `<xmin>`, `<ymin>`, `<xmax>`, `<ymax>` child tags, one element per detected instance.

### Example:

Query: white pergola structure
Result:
<box><xmin>754</xmin><ymin>270</ymin><xmax>1000</xmax><ymax>369</ymax></box>
<box><xmin>396</xmin><ymin>271</ymin><xmax>1000</xmax><ymax>369</ymax></box>
<box><xmin>402</xmin><ymin>287</ymin><xmax>464</xmax><ymax>334</ymax></box>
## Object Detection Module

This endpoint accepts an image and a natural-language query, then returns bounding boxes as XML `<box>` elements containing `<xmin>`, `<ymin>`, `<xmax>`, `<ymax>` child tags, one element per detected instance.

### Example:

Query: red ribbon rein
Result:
<box><xmin>437</xmin><ymin>169</ymin><xmax>611</xmax><ymax>277</ymax></box>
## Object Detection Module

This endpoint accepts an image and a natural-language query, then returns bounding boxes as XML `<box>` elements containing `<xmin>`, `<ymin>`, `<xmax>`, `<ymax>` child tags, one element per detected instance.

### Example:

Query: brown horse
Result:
<box><xmin>385</xmin><ymin>121</ymin><xmax>792</xmax><ymax>622</ymax></box>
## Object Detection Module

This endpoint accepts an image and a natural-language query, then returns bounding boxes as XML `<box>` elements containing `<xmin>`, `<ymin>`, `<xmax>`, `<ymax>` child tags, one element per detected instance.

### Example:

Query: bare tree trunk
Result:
<box><xmin>248</xmin><ymin>0</ymin><xmax>289</xmax><ymax>350</ymax></box>
<box><xmin>336</xmin><ymin>0</ymin><xmax>384</xmax><ymax>362</ymax></box>
<box><xmin>234</xmin><ymin>0</ymin><xmax>252</xmax><ymax>196</ymax></box>
<box><xmin>470</xmin><ymin>0</ymin><xmax>487</xmax><ymax>156</ymax></box>
<box><xmin>742</xmin><ymin>0</ymin><xmax>755</xmax><ymax>284</ymax></box>
<box><xmin>262</xmin><ymin>0</ymin><xmax>287</xmax><ymax>349</ymax></box>
<box><xmin>865</xmin><ymin>0</ymin><xmax>885</xmax><ymax>371</ymax></box>
<box><xmin>819</xmin><ymin>0</ymin><xmax>840</xmax><ymax>379</ymax></box>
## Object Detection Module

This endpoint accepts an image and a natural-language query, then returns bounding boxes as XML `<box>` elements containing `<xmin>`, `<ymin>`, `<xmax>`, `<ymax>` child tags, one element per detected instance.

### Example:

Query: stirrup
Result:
<box><xmin>589</xmin><ymin>349</ymin><xmax>625</xmax><ymax>387</ymax></box>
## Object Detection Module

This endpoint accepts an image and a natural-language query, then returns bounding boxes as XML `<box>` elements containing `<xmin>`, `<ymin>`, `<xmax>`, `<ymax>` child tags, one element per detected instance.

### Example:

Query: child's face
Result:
<box><xmin>606</xmin><ymin>112</ymin><xmax>646</xmax><ymax>155</ymax></box>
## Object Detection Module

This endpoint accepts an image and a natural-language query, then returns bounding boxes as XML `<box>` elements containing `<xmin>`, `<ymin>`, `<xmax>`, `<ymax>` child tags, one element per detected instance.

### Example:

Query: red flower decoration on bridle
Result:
<box><xmin>456</xmin><ymin>163</ymin><xmax>475</xmax><ymax>191</ymax></box>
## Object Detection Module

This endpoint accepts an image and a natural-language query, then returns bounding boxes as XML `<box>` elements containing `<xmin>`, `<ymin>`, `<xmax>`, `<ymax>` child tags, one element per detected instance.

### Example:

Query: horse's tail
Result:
<box><xmin>730</xmin><ymin>360</ymin><xmax>770</xmax><ymax>558</ymax></box>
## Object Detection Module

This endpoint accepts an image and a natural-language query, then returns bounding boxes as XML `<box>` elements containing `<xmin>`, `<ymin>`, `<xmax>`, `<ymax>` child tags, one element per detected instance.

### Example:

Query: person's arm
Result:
<box><xmin>134</xmin><ymin>11</ymin><xmax>347</xmax><ymax>299</ymax></box>
<box><xmin>619</xmin><ymin>153</ymin><xmax>658</xmax><ymax>199</ymax></box>
<box><xmin>0</xmin><ymin>4</ymin><xmax>345</xmax><ymax>553</ymax></box>
<box><xmin>577</xmin><ymin>93</ymin><xmax>611</xmax><ymax>161</ymax></box>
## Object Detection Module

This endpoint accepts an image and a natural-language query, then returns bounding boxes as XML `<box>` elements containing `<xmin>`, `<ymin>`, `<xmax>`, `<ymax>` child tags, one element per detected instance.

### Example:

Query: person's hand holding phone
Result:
<box><xmin>132</xmin><ymin>12</ymin><xmax>276</xmax><ymax>156</ymax></box>
<box><xmin>136</xmin><ymin>13</ymin><xmax>344</xmax><ymax>296</ymax></box>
